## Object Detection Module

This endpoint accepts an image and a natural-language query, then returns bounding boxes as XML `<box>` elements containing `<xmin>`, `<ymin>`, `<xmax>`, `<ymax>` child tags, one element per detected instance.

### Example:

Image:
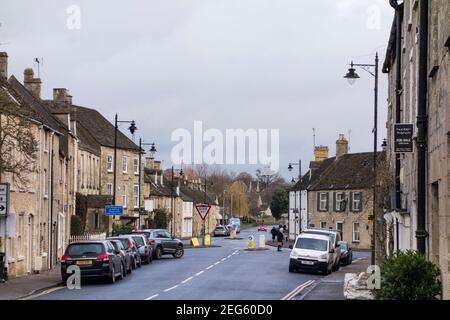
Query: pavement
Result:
<box><xmin>0</xmin><ymin>264</ymin><xmax>61</xmax><ymax>300</ymax></box>
<box><xmin>294</xmin><ymin>253</ymin><xmax>371</xmax><ymax>300</ymax></box>
<box><xmin>0</xmin><ymin>226</ymin><xmax>370</xmax><ymax>300</ymax></box>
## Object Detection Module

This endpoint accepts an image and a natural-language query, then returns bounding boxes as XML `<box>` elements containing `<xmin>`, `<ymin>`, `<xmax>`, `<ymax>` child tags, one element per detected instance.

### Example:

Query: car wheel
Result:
<box><xmin>138</xmin><ymin>256</ymin><xmax>142</xmax><ymax>268</ymax></box>
<box><xmin>109</xmin><ymin>266</ymin><xmax>116</xmax><ymax>284</ymax></box>
<box><xmin>173</xmin><ymin>246</ymin><xmax>184</xmax><ymax>259</ymax></box>
<box><xmin>127</xmin><ymin>261</ymin><xmax>132</xmax><ymax>274</ymax></box>
<box><xmin>155</xmin><ymin>246</ymin><xmax>162</xmax><ymax>260</ymax></box>
<box><xmin>118</xmin><ymin>263</ymin><xmax>125</xmax><ymax>280</ymax></box>
<box><xmin>288</xmin><ymin>264</ymin><xmax>295</xmax><ymax>273</ymax></box>
<box><xmin>131</xmin><ymin>257</ymin><xmax>137</xmax><ymax>270</ymax></box>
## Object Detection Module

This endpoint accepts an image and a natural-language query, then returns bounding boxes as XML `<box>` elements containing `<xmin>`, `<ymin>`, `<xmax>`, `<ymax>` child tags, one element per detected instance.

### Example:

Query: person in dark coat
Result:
<box><xmin>276</xmin><ymin>228</ymin><xmax>284</xmax><ymax>251</ymax></box>
<box><xmin>270</xmin><ymin>226</ymin><xmax>277</xmax><ymax>241</ymax></box>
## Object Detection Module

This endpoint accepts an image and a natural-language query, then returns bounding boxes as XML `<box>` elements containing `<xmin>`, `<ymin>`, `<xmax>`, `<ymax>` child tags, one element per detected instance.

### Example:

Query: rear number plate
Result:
<box><xmin>76</xmin><ymin>260</ymin><xmax>92</xmax><ymax>265</ymax></box>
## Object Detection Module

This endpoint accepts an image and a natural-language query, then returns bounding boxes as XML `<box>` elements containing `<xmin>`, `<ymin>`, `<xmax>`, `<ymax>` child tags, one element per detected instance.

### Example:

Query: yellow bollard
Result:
<box><xmin>204</xmin><ymin>234</ymin><xmax>211</xmax><ymax>246</ymax></box>
<box><xmin>191</xmin><ymin>237</ymin><xmax>200</xmax><ymax>247</ymax></box>
<box><xmin>248</xmin><ymin>235</ymin><xmax>255</xmax><ymax>249</ymax></box>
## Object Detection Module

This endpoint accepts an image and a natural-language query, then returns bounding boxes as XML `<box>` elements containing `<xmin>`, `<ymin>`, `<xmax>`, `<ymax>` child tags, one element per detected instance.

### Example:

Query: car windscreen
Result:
<box><xmin>67</xmin><ymin>243</ymin><xmax>104</xmax><ymax>256</ymax></box>
<box><xmin>340</xmin><ymin>243</ymin><xmax>348</xmax><ymax>250</ymax></box>
<box><xmin>132</xmin><ymin>236</ymin><xmax>145</xmax><ymax>247</ymax></box>
<box><xmin>295</xmin><ymin>238</ymin><xmax>328</xmax><ymax>251</ymax></box>
<box><xmin>215</xmin><ymin>227</ymin><xmax>224</xmax><ymax>230</ymax></box>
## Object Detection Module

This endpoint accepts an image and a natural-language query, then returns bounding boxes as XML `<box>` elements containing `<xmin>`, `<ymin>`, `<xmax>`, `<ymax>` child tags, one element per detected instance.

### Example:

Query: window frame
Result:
<box><xmin>352</xmin><ymin>192</ymin><xmax>362</xmax><ymax>212</ymax></box>
<box><xmin>107</xmin><ymin>154</ymin><xmax>113</xmax><ymax>172</ymax></box>
<box><xmin>133</xmin><ymin>184</ymin><xmax>139</xmax><ymax>209</ymax></box>
<box><xmin>122</xmin><ymin>155</ymin><xmax>128</xmax><ymax>173</ymax></box>
<box><xmin>352</xmin><ymin>222</ymin><xmax>360</xmax><ymax>243</ymax></box>
<box><xmin>319</xmin><ymin>192</ymin><xmax>328</xmax><ymax>211</ymax></box>
<box><xmin>133</xmin><ymin>158</ymin><xmax>139</xmax><ymax>175</ymax></box>
<box><xmin>122</xmin><ymin>185</ymin><xmax>127</xmax><ymax>208</ymax></box>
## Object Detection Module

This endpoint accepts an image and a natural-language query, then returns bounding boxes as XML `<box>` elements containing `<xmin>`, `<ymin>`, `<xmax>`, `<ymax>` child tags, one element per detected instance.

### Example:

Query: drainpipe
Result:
<box><xmin>416</xmin><ymin>0</ymin><xmax>429</xmax><ymax>254</ymax></box>
<box><xmin>394</xmin><ymin>4</ymin><xmax>403</xmax><ymax>210</ymax></box>
<box><xmin>48</xmin><ymin>132</ymin><xmax>55</xmax><ymax>269</ymax></box>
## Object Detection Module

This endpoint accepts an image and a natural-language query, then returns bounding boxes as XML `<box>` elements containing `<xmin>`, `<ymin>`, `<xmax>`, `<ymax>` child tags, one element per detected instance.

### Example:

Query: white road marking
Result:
<box><xmin>164</xmin><ymin>285</ymin><xmax>178</xmax><ymax>292</ymax></box>
<box><xmin>20</xmin><ymin>286</ymin><xmax>64</xmax><ymax>300</ymax></box>
<box><xmin>227</xmin><ymin>255</ymin><xmax>232</xmax><ymax>258</ymax></box>
<box><xmin>206</xmin><ymin>265</ymin><xmax>214</xmax><ymax>270</ymax></box>
<box><xmin>214</xmin><ymin>261</ymin><xmax>220</xmax><ymax>265</ymax></box>
<box><xmin>281</xmin><ymin>280</ymin><xmax>316</xmax><ymax>300</ymax></box>
<box><xmin>221</xmin><ymin>258</ymin><xmax>227</xmax><ymax>262</ymax></box>
<box><xmin>145</xmin><ymin>294</ymin><xmax>159</xmax><ymax>300</ymax></box>
<box><xmin>195</xmin><ymin>271</ymin><xmax>205</xmax><ymax>276</ymax></box>
<box><xmin>181</xmin><ymin>276</ymin><xmax>193</xmax><ymax>284</ymax></box>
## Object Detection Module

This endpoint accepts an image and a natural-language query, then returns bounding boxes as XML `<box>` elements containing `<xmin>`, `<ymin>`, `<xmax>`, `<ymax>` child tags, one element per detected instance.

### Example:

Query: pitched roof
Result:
<box><xmin>71</xmin><ymin>105</ymin><xmax>139</xmax><ymax>151</ymax></box>
<box><xmin>291</xmin><ymin>157</ymin><xmax>336</xmax><ymax>191</ymax></box>
<box><xmin>308</xmin><ymin>152</ymin><xmax>385</xmax><ymax>191</ymax></box>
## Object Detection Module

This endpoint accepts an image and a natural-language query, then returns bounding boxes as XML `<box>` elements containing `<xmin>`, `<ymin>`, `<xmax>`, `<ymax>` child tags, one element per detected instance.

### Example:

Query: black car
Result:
<box><xmin>137</xmin><ymin>229</ymin><xmax>184</xmax><ymax>259</ymax></box>
<box><xmin>61</xmin><ymin>240</ymin><xmax>125</xmax><ymax>284</ymax></box>
<box><xmin>339</xmin><ymin>241</ymin><xmax>353</xmax><ymax>265</ymax></box>
<box><xmin>108</xmin><ymin>239</ymin><xmax>132</xmax><ymax>275</ymax></box>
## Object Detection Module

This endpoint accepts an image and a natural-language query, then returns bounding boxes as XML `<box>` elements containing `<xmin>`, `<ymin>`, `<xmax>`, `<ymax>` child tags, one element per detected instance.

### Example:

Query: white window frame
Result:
<box><xmin>319</xmin><ymin>192</ymin><xmax>328</xmax><ymax>211</ymax></box>
<box><xmin>122</xmin><ymin>155</ymin><xmax>128</xmax><ymax>173</ymax></box>
<box><xmin>122</xmin><ymin>185</ymin><xmax>127</xmax><ymax>209</ymax></box>
<box><xmin>352</xmin><ymin>192</ymin><xmax>362</xmax><ymax>211</ymax></box>
<box><xmin>336</xmin><ymin>192</ymin><xmax>345</xmax><ymax>212</ymax></box>
<box><xmin>133</xmin><ymin>158</ymin><xmax>139</xmax><ymax>175</ymax></box>
<box><xmin>352</xmin><ymin>222</ymin><xmax>360</xmax><ymax>242</ymax></box>
<box><xmin>133</xmin><ymin>184</ymin><xmax>139</xmax><ymax>208</ymax></box>
<box><xmin>107</xmin><ymin>154</ymin><xmax>113</xmax><ymax>172</ymax></box>
<box><xmin>43</xmin><ymin>169</ymin><xmax>48</xmax><ymax>198</ymax></box>
<box><xmin>107</xmin><ymin>183</ymin><xmax>113</xmax><ymax>196</ymax></box>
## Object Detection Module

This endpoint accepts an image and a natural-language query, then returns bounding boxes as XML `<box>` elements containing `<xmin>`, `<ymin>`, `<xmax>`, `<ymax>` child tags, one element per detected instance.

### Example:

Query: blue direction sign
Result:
<box><xmin>105</xmin><ymin>205</ymin><xmax>124</xmax><ymax>216</ymax></box>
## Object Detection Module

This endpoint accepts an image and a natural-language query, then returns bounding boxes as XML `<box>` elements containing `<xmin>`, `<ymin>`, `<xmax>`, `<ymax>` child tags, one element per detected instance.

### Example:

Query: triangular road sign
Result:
<box><xmin>195</xmin><ymin>204</ymin><xmax>211</xmax><ymax>221</ymax></box>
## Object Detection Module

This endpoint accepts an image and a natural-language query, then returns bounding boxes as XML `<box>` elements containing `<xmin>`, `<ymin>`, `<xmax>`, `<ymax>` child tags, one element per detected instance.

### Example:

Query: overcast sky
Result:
<box><xmin>0</xmin><ymin>0</ymin><xmax>394</xmax><ymax>179</ymax></box>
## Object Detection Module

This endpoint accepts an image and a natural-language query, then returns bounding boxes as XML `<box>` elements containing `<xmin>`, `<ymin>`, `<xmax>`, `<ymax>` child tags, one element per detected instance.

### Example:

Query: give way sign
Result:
<box><xmin>195</xmin><ymin>204</ymin><xmax>211</xmax><ymax>221</ymax></box>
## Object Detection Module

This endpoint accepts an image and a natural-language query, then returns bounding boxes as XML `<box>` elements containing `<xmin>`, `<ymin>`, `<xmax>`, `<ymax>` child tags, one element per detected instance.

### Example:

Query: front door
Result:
<box><xmin>336</xmin><ymin>221</ymin><xmax>343</xmax><ymax>241</ymax></box>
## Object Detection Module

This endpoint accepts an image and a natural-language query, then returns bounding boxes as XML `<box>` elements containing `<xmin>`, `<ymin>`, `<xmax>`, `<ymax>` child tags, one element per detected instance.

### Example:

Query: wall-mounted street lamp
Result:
<box><xmin>288</xmin><ymin>160</ymin><xmax>302</xmax><ymax>238</ymax></box>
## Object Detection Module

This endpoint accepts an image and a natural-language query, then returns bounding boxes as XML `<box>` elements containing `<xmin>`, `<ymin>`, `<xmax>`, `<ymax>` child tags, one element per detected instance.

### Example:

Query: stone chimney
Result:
<box><xmin>53</xmin><ymin>88</ymin><xmax>72</xmax><ymax>104</ymax></box>
<box><xmin>0</xmin><ymin>52</ymin><xmax>8</xmax><ymax>80</ymax></box>
<box><xmin>336</xmin><ymin>134</ymin><xmax>349</xmax><ymax>158</ymax></box>
<box><xmin>24</xmin><ymin>68</ymin><xmax>42</xmax><ymax>98</ymax></box>
<box><xmin>314</xmin><ymin>146</ymin><xmax>329</xmax><ymax>162</ymax></box>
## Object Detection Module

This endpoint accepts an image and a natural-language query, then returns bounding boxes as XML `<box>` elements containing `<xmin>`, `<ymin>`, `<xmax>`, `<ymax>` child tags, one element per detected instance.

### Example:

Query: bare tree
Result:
<box><xmin>0</xmin><ymin>89</ymin><xmax>38</xmax><ymax>187</ymax></box>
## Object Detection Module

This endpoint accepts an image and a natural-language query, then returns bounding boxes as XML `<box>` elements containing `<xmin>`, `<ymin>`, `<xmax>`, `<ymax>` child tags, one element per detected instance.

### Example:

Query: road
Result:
<box><xmin>32</xmin><ymin>226</ymin><xmax>369</xmax><ymax>300</ymax></box>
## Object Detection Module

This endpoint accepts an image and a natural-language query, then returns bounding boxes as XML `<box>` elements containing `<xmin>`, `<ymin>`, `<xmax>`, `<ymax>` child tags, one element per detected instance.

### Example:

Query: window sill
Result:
<box><xmin>352</xmin><ymin>241</ymin><xmax>360</xmax><ymax>244</ymax></box>
<box><xmin>8</xmin><ymin>258</ymin><xmax>16</xmax><ymax>263</ymax></box>
<box><xmin>17</xmin><ymin>256</ymin><xmax>25</xmax><ymax>262</ymax></box>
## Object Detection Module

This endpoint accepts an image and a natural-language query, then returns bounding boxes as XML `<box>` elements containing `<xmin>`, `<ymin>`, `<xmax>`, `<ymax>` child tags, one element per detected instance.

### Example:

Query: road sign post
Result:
<box><xmin>0</xmin><ymin>183</ymin><xmax>10</xmax><ymax>216</ymax></box>
<box><xmin>195</xmin><ymin>204</ymin><xmax>211</xmax><ymax>246</ymax></box>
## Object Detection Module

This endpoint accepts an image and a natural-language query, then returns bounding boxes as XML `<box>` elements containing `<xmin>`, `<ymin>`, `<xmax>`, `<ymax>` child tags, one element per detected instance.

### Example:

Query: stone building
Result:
<box><xmin>382</xmin><ymin>0</ymin><xmax>450</xmax><ymax>298</ymax></box>
<box><xmin>290</xmin><ymin>135</ymin><xmax>383</xmax><ymax>250</ymax></box>
<box><xmin>0</xmin><ymin>54</ymin><xmax>77</xmax><ymax>278</ymax></box>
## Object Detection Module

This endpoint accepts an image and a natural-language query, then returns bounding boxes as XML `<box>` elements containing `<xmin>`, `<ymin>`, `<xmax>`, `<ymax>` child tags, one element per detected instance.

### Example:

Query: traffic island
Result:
<box><xmin>243</xmin><ymin>247</ymin><xmax>269</xmax><ymax>252</ymax></box>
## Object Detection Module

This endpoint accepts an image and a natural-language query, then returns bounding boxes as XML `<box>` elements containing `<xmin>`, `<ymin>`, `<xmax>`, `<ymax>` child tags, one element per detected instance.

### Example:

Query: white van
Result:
<box><xmin>302</xmin><ymin>228</ymin><xmax>342</xmax><ymax>271</ymax></box>
<box><xmin>289</xmin><ymin>233</ymin><xmax>335</xmax><ymax>274</ymax></box>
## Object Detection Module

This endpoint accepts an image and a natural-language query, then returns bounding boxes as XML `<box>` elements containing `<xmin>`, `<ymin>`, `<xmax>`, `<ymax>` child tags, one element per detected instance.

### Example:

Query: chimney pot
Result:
<box><xmin>314</xmin><ymin>146</ymin><xmax>329</xmax><ymax>162</ymax></box>
<box><xmin>0</xmin><ymin>52</ymin><xmax>8</xmax><ymax>80</ymax></box>
<box><xmin>336</xmin><ymin>134</ymin><xmax>349</xmax><ymax>158</ymax></box>
<box><xmin>23</xmin><ymin>68</ymin><xmax>41</xmax><ymax>98</ymax></box>
<box><xmin>53</xmin><ymin>88</ymin><xmax>72</xmax><ymax>104</ymax></box>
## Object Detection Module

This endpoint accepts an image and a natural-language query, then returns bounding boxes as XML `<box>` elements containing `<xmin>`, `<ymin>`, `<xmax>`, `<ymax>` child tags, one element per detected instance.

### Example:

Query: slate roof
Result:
<box><xmin>87</xmin><ymin>195</ymin><xmax>113</xmax><ymax>208</ymax></box>
<box><xmin>4</xmin><ymin>76</ymin><xmax>72</xmax><ymax>157</ymax></box>
<box><xmin>291</xmin><ymin>157</ymin><xmax>336</xmax><ymax>191</ymax></box>
<box><xmin>308</xmin><ymin>152</ymin><xmax>385</xmax><ymax>191</ymax></box>
<box><xmin>71</xmin><ymin>105</ymin><xmax>139</xmax><ymax>151</ymax></box>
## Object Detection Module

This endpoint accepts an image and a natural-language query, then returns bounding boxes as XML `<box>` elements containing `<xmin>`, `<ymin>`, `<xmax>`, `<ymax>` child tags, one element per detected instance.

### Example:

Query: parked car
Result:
<box><xmin>288</xmin><ymin>233</ymin><xmax>334</xmax><ymax>275</ymax></box>
<box><xmin>339</xmin><ymin>241</ymin><xmax>353</xmax><ymax>265</ymax></box>
<box><xmin>213</xmin><ymin>225</ymin><xmax>230</xmax><ymax>237</ymax></box>
<box><xmin>139</xmin><ymin>229</ymin><xmax>184</xmax><ymax>259</ymax></box>
<box><xmin>61</xmin><ymin>240</ymin><xmax>125</xmax><ymax>284</ymax></box>
<box><xmin>108</xmin><ymin>239</ymin><xmax>132</xmax><ymax>274</ymax></box>
<box><xmin>257</xmin><ymin>226</ymin><xmax>268</xmax><ymax>232</ymax></box>
<box><xmin>303</xmin><ymin>228</ymin><xmax>342</xmax><ymax>271</ymax></box>
<box><xmin>129</xmin><ymin>234</ymin><xmax>153</xmax><ymax>264</ymax></box>
<box><xmin>113</xmin><ymin>235</ymin><xmax>142</xmax><ymax>269</ymax></box>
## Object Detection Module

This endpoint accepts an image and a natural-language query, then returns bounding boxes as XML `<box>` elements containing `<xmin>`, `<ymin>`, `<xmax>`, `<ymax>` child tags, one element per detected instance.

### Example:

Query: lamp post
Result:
<box><xmin>171</xmin><ymin>166</ymin><xmax>184</xmax><ymax>236</ymax></box>
<box><xmin>344</xmin><ymin>53</ymin><xmax>379</xmax><ymax>266</ymax></box>
<box><xmin>138</xmin><ymin>140</ymin><xmax>156</xmax><ymax>229</ymax></box>
<box><xmin>113</xmin><ymin>114</ymin><xmax>137</xmax><ymax>234</ymax></box>
<box><xmin>288</xmin><ymin>160</ymin><xmax>302</xmax><ymax>238</ymax></box>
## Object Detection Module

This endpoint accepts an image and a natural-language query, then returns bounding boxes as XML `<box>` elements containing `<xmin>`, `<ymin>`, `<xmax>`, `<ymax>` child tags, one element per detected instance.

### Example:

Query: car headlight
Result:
<box><xmin>290</xmin><ymin>252</ymin><xmax>299</xmax><ymax>258</ymax></box>
<box><xmin>319</xmin><ymin>254</ymin><xmax>328</xmax><ymax>261</ymax></box>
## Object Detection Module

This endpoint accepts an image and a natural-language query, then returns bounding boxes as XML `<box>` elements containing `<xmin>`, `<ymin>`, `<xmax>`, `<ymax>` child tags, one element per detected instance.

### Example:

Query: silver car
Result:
<box><xmin>213</xmin><ymin>225</ymin><xmax>230</xmax><ymax>237</ymax></box>
<box><xmin>121</xmin><ymin>234</ymin><xmax>153</xmax><ymax>264</ymax></box>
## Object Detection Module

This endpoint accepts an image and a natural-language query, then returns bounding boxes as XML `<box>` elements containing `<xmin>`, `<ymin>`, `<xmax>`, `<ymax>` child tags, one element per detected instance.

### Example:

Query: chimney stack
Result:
<box><xmin>0</xmin><ymin>52</ymin><xmax>8</xmax><ymax>80</ymax></box>
<box><xmin>336</xmin><ymin>134</ymin><xmax>349</xmax><ymax>158</ymax></box>
<box><xmin>53</xmin><ymin>88</ymin><xmax>72</xmax><ymax>105</ymax></box>
<box><xmin>314</xmin><ymin>146</ymin><xmax>329</xmax><ymax>162</ymax></box>
<box><xmin>24</xmin><ymin>68</ymin><xmax>42</xmax><ymax>98</ymax></box>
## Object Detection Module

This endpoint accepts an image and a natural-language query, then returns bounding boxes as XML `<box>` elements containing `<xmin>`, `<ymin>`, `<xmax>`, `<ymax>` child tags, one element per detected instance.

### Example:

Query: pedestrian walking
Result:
<box><xmin>270</xmin><ymin>226</ymin><xmax>277</xmax><ymax>242</ymax></box>
<box><xmin>277</xmin><ymin>228</ymin><xmax>284</xmax><ymax>252</ymax></box>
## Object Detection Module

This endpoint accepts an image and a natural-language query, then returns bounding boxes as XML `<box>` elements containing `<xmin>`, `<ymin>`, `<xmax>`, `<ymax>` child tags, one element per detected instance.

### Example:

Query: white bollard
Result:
<box><xmin>259</xmin><ymin>234</ymin><xmax>266</xmax><ymax>248</ymax></box>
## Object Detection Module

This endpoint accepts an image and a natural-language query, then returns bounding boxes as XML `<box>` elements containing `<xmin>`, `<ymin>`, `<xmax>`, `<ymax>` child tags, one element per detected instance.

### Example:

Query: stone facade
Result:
<box><xmin>383</xmin><ymin>0</ymin><xmax>450</xmax><ymax>299</ymax></box>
